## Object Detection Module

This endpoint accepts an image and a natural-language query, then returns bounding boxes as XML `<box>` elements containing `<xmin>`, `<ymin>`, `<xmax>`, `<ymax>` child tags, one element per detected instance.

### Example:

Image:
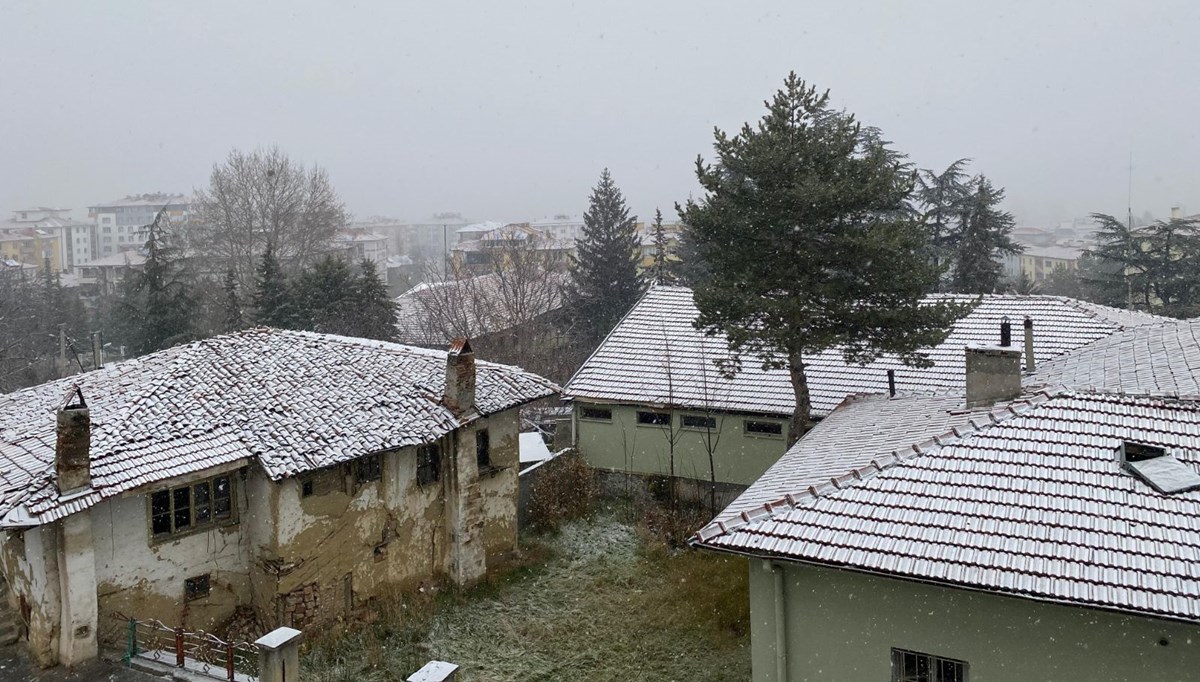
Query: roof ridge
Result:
<box><xmin>693</xmin><ymin>388</ymin><xmax>1060</xmax><ymax>545</ymax></box>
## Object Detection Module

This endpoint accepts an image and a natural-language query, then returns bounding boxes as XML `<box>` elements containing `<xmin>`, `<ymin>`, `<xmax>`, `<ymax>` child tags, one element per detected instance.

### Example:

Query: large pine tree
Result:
<box><xmin>644</xmin><ymin>208</ymin><xmax>679</xmax><ymax>286</ymax></box>
<box><xmin>564</xmin><ymin>168</ymin><xmax>643</xmax><ymax>343</ymax></box>
<box><xmin>950</xmin><ymin>176</ymin><xmax>1020</xmax><ymax>293</ymax></box>
<box><xmin>346</xmin><ymin>259</ymin><xmax>400</xmax><ymax>342</ymax></box>
<box><xmin>680</xmin><ymin>73</ymin><xmax>967</xmax><ymax>442</ymax></box>
<box><xmin>112</xmin><ymin>210</ymin><xmax>196</xmax><ymax>355</ymax></box>
<box><xmin>252</xmin><ymin>243</ymin><xmax>294</xmax><ymax>328</ymax></box>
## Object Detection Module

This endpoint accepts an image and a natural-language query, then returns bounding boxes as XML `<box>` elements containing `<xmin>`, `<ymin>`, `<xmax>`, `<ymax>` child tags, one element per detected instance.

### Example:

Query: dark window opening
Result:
<box><xmin>476</xmin><ymin>429</ymin><xmax>491</xmax><ymax>470</ymax></box>
<box><xmin>418</xmin><ymin>444</ymin><xmax>441</xmax><ymax>486</ymax></box>
<box><xmin>150</xmin><ymin>490</ymin><xmax>171</xmax><ymax>536</ymax></box>
<box><xmin>213</xmin><ymin>476</ymin><xmax>232</xmax><ymax>520</ymax></box>
<box><xmin>637</xmin><ymin>411</ymin><xmax>670</xmax><ymax>426</ymax></box>
<box><xmin>580</xmin><ymin>406</ymin><xmax>612</xmax><ymax>421</ymax></box>
<box><xmin>891</xmin><ymin>648</ymin><xmax>967</xmax><ymax>682</ymax></box>
<box><xmin>681</xmin><ymin>415</ymin><xmax>717</xmax><ymax>430</ymax></box>
<box><xmin>301</xmin><ymin>478</ymin><xmax>315</xmax><ymax>497</ymax></box>
<box><xmin>356</xmin><ymin>454</ymin><xmax>383</xmax><ymax>483</ymax></box>
<box><xmin>184</xmin><ymin>574</ymin><xmax>210</xmax><ymax>601</ymax></box>
<box><xmin>194</xmin><ymin>481</ymin><xmax>211</xmax><ymax>525</ymax></box>
<box><xmin>745</xmin><ymin>420</ymin><xmax>783</xmax><ymax>437</ymax></box>
<box><xmin>172</xmin><ymin>487</ymin><xmax>192</xmax><ymax>530</ymax></box>
<box><xmin>1123</xmin><ymin>441</ymin><xmax>1166</xmax><ymax>463</ymax></box>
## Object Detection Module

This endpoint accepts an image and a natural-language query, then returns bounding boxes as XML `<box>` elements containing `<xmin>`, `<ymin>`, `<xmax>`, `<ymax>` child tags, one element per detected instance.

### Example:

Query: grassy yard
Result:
<box><xmin>302</xmin><ymin>513</ymin><xmax>751</xmax><ymax>681</ymax></box>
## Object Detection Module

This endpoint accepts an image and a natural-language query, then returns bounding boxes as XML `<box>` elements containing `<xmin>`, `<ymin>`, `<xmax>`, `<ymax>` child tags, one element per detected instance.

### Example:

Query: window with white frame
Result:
<box><xmin>891</xmin><ymin>648</ymin><xmax>967</xmax><ymax>682</ymax></box>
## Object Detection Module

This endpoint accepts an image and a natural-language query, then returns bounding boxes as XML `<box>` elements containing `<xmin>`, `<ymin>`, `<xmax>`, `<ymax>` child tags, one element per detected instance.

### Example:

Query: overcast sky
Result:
<box><xmin>2</xmin><ymin>1</ymin><xmax>1197</xmax><ymax>227</ymax></box>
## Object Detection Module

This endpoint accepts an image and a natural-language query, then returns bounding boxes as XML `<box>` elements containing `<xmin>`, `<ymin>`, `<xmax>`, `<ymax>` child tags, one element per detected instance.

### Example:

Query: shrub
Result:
<box><xmin>527</xmin><ymin>451</ymin><xmax>596</xmax><ymax>532</ymax></box>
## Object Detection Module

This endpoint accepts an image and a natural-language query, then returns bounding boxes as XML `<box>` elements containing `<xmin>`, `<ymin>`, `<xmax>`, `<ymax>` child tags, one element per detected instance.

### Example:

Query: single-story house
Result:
<box><xmin>0</xmin><ymin>329</ymin><xmax>557</xmax><ymax>668</ymax></box>
<box><xmin>563</xmin><ymin>285</ymin><xmax>1166</xmax><ymax>489</ymax></box>
<box><xmin>693</xmin><ymin>320</ymin><xmax>1200</xmax><ymax>681</ymax></box>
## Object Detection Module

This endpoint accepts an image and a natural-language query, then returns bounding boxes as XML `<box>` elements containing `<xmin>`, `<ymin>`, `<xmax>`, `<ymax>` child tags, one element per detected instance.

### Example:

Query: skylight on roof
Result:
<box><xmin>1120</xmin><ymin>442</ymin><xmax>1200</xmax><ymax>495</ymax></box>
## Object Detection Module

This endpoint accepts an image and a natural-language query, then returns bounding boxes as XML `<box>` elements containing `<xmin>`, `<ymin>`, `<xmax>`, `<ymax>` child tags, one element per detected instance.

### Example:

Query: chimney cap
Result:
<box><xmin>59</xmin><ymin>385</ymin><xmax>86</xmax><ymax>411</ymax></box>
<box><xmin>448</xmin><ymin>337</ymin><xmax>473</xmax><ymax>356</ymax></box>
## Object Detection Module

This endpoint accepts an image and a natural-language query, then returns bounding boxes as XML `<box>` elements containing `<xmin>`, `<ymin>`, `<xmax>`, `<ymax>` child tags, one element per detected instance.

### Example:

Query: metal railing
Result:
<box><xmin>124</xmin><ymin>618</ymin><xmax>259</xmax><ymax>682</ymax></box>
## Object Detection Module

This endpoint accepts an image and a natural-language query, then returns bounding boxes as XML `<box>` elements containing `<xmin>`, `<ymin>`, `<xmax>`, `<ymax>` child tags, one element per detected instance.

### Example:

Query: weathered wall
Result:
<box><xmin>575</xmin><ymin>402</ymin><xmax>789</xmax><ymax>486</ymax></box>
<box><xmin>748</xmin><ymin>559</ymin><xmax>1200</xmax><ymax>682</ymax></box>
<box><xmin>0</xmin><ymin>525</ymin><xmax>61</xmax><ymax>666</ymax></box>
<box><xmin>262</xmin><ymin>409</ymin><xmax>521</xmax><ymax>629</ymax></box>
<box><xmin>91</xmin><ymin>476</ymin><xmax>251</xmax><ymax>642</ymax></box>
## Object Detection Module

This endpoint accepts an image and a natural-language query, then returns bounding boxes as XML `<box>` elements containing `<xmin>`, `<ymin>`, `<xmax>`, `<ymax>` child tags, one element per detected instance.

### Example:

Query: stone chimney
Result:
<box><xmin>56</xmin><ymin>386</ymin><xmax>91</xmax><ymax>494</ymax></box>
<box><xmin>1023</xmin><ymin>316</ymin><xmax>1036</xmax><ymax>372</ymax></box>
<box><xmin>444</xmin><ymin>338</ymin><xmax>476</xmax><ymax>415</ymax></box>
<box><xmin>965</xmin><ymin>345</ymin><xmax>1023</xmax><ymax>408</ymax></box>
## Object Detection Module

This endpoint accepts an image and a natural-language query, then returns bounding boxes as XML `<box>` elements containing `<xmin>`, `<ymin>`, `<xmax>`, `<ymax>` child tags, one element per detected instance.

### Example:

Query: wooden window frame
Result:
<box><xmin>355</xmin><ymin>453</ymin><xmax>383</xmax><ymax>485</ymax></box>
<box><xmin>148</xmin><ymin>474</ymin><xmax>237</xmax><ymax>543</ymax></box>
<box><xmin>184</xmin><ymin>574</ymin><xmax>211</xmax><ymax>602</ymax></box>
<box><xmin>417</xmin><ymin>444</ymin><xmax>441</xmax><ymax>487</ymax></box>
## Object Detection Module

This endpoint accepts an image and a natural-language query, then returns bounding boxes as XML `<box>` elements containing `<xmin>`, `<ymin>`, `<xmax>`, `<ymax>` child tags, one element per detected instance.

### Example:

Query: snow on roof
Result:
<box><xmin>0</xmin><ymin>328</ymin><xmax>559</xmax><ymax>527</ymax></box>
<box><xmin>88</xmin><ymin>193</ymin><xmax>191</xmax><ymax>209</ymax></box>
<box><xmin>519</xmin><ymin>432</ymin><xmax>553</xmax><ymax>464</ymax></box>
<box><xmin>77</xmin><ymin>251</ymin><xmax>147</xmax><ymax>268</ymax></box>
<box><xmin>394</xmin><ymin>273</ymin><xmax>565</xmax><ymax>347</ymax></box>
<box><xmin>696</xmin><ymin>389</ymin><xmax>1200</xmax><ymax>623</ymax></box>
<box><xmin>1029</xmin><ymin>318</ymin><xmax>1200</xmax><ymax>395</ymax></box>
<box><xmin>563</xmin><ymin>286</ymin><xmax>1168</xmax><ymax>418</ymax></box>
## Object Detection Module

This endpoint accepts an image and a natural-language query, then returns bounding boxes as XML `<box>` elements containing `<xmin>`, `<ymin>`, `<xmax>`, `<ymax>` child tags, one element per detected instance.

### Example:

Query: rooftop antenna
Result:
<box><xmin>1126</xmin><ymin>149</ymin><xmax>1134</xmax><ymax>310</ymax></box>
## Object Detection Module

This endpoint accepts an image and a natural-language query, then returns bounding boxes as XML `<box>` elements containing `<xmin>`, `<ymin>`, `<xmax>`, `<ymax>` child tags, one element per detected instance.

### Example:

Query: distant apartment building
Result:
<box><xmin>634</xmin><ymin>219</ymin><xmax>684</xmax><ymax>272</ymax></box>
<box><xmin>0</xmin><ymin>211</ymin><xmax>64</xmax><ymax>271</ymax></box>
<box><xmin>7</xmin><ymin>208</ymin><xmax>94</xmax><ymax>271</ymax></box>
<box><xmin>88</xmin><ymin>193</ymin><xmax>190</xmax><ymax>259</ymax></box>
<box><xmin>332</xmin><ymin>229</ymin><xmax>390</xmax><ymax>268</ymax></box>
<box><xmin>530</xmin><ymin>214</ymin><xmax>585</xmax><ymax>243</ymax></box>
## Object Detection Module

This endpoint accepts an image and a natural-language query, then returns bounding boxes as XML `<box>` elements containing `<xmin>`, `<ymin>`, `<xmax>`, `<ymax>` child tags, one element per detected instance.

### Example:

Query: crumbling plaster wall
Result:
<box><xmin>260</xmin><ymin>409</ymin><xmax>522</xmax><ymax>629</ymax></box>
<box><xmin>90</xmin><ymin>476</ymin><xmax>252</xmax><ymax>642</ymax></box>
<box><xmin>0</xmin><ymin>525</ymin><xmax>61</xmax><ymax>667</ymax></box>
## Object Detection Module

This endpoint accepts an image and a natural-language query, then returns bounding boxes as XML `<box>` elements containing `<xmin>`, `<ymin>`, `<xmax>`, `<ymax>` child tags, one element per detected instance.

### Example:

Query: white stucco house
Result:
<box><xmin>693</xmin><ymin>317</ymin><xmax>1200</xmax><ymax>681</ymax></box>
<box><xmin>0</xmin><ymin>329</ymin><xmax>557</xmax><ymax>668</ymax></box>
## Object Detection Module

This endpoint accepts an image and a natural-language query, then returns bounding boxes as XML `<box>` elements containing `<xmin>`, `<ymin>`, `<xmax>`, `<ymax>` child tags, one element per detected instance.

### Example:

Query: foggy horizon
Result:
<box><xmin>3</xmin><ymin>0</ymin><xmax>1198</xmax><ymax>228</ymax></box>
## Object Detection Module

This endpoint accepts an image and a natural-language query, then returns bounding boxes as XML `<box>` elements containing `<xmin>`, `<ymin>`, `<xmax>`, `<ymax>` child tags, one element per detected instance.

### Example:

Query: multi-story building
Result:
<box><xmin>530</xmin><ymin>214</ymin><xmax>585</xmax><ymax>243</ymax></box>
<box><xmin>332</xmin><ymin>229</ymin><xmax>390</xmax><ymax>268</ymax></box>
<box><xmin>88</xmin><ymin>193</ymin><xmax>190</xmax><ymax>259</ymax></box>
<box><xmin>0</xmin><ymin>214</ymin><xmax>63</xmax><ymax>270</ymax></box>
<box><xmin>7</xmin><ymin>208</ymin><xmax>94</xmax><ymax>271</ymax></box>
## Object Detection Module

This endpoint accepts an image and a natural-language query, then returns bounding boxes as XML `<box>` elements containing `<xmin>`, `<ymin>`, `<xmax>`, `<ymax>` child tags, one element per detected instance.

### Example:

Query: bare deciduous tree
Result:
<box><xmin>190</xmin><ymin>147</ymin><xmax>348</xmax><ymax>290</ymax></box>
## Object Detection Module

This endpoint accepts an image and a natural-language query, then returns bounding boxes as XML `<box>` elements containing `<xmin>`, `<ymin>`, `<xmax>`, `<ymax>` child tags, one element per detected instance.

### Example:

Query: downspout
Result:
<box><xmin>769</xmin><ymin>560</ymin><xmax>788</xmax><ymax>681</ymax></box>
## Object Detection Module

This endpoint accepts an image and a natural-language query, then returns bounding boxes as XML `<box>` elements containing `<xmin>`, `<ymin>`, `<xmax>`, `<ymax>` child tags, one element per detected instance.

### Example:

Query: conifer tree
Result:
<box><xmin>112</xmin><ymin>209</ymin><xmax>196</xmax><ymax>355</ymax></box>
<box><xmin>680</xmin><ymin>73</ymin><xmax>967</xmax><ymax>442</ymax></box>
<box><xmin>221</xmin><ymin>269</ymin><xmax>245</xmax><ymax>332</ymax></box>
<box><xmin>564</xmin><ymin>168</ymin><xmax>643</xmax><ymax>343</ymax></box>
<box><xmin>347</xmin><ymin>259</ymin><xmax>400</xmax><ymax>342</ymax></box>
<box><xmin>645</xmin><ymin>208</ymin><xmax>679</xmax><ymax>286</ymax></box>
<box><xmin>951</xmin><ymin>176</ymin><xmax>1020</xmax><ymax>294</ymax></box>
<box><xmin>294</xmin><ymin>256</ymin><xmax>356</xmax><ymax>334</ymax></box>
<box><xmin>252</xmin><ymin>243</ymin><xmax>294</xmax><ymax>328</ymax></box>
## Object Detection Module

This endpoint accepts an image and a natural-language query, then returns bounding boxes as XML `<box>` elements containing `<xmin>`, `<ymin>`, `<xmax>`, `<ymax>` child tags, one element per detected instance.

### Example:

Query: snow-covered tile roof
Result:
<box><xmin>1029</xmin><ymin>318</ymin><xmax>1200</xmax><ymax>395</ymax></box>
<box><xmin>563</xmin><ymin>286</ymin><xmax>1167</xmax><ymax>418</ymax></box>
<box><xmin>0</xmin><ymin>328</ymin><xmax>558</xmax><ymax>527</ymax></box>
<box><xmin>395</xmin><ymin>273</ymin><xmax>565</xmax><ymax>347</ymax></box>
<box><xmin>696</xmin><ymin>390</ymin><xmax>1200</xmax><ymax>623</ymax></box>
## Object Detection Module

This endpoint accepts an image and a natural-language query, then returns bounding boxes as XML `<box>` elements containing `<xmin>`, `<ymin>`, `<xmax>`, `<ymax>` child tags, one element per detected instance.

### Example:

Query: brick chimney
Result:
<box><xmin>445</xmin><ymin>338</ymin><xmax>476</xmax><ymax>415</ymax></box>
<box><xmin>56</xmin><ymin>386</ymin><xmax>91</xmax><ymax>494</ymax></box>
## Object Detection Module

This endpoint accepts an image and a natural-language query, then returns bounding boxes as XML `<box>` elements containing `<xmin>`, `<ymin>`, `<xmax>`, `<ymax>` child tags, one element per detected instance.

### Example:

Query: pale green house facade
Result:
<box><xmin>747</xmin><ymin>560</ymin><xmax>1200</xmax><ymax>681</ymax></box>
<box><xmin>574</xmin><ymin>401</ymin><xmax>790</xmax><ymax>486</ymax></box>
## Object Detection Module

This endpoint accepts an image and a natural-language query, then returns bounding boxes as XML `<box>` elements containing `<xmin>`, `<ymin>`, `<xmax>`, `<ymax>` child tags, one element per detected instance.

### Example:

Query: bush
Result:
<box><xmin>527</xmin><ymin>451</ymin><xmax>596</xmax><ymax>532</ymax></box>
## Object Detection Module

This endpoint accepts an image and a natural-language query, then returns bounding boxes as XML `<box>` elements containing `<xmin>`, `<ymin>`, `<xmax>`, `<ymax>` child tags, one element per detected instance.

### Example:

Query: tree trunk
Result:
<box><xmin>787</xmin><ymin>351</ymin><xmax>811</xmax><ymax>446</ymax></box>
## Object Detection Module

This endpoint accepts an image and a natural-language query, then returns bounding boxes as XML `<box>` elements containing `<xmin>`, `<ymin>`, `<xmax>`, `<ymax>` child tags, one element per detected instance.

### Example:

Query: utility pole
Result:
<box><xmin>1126</xmin><ymin>150</ymin><xmax>1134</xmax><ymax>310</ymax></box>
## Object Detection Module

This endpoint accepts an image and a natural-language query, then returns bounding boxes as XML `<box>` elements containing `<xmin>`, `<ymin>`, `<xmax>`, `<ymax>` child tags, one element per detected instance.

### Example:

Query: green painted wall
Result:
<box><xmin>748</xmin><ymin>559</ymin><xmax>1200</xmax><ymax>681</ymax></box>
<box><xmin>575</xmin><ymin>402</ymin><xmax>789</xmax><ymax>486</ymax></box>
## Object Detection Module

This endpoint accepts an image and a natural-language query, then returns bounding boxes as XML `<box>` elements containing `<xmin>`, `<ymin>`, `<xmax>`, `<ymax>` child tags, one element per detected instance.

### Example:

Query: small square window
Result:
<box><xmin>744</xmin><ymin>420</ymin><xmax>783</xmax><ymax>438</ymax></box>
<box><xmin>580</xmin><ymin>406</ymin><xmax>612</xmax><ymax>421</ymax></box>
<box><xmin>356</xmin><ymin>454</ymin><xmax>382</xmax><ymax>483</ymax></box>
<box><xmin>636</xmin><ymin>411</ymin><xmax>670</xmax><ymax>427</ymax></box>
<box><xmin>184</xmin><ymin>574</ymin><xmax>210</xmax><ymax>601</ymax></box>
<box><xmin>681</xmin><ymin>415</ymin><xmax>717</xmax><ymax>430</ymax></box>
<box><xmin>301</xmin><ymin>478</ymin><xmax>315</xmax><ymax>497</ymax></box>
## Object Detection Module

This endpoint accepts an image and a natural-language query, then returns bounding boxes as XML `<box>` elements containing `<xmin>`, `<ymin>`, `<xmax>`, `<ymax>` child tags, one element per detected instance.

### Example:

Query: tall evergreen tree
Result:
<box><xmin>347</xmin><ymin>259</ymin><xmax>400</xmax><ymax>342</ymax></box>
<box><xmin>950</xmin><ymin>176</ymin><xmax>1020</xmax><ymax>293</ymax></box>
<box><xmin>680</xmin><ymin>73</ymin><xmax>968</xmax><ymax>442</ymax></box>
<box><xmin>252</xmin><ymin>243</ymin><xmax>294</xmax><ymax>328</ymax></box>
<box><xmin>294</xmin><ymin>256</ymin><xmax>357</xmax><ymax>334</ymax></box>
<box><xmin>916</xmin><ymin>159</ymin><xmax>972</xmax><ymax>272</ymax></box>
<box><xmin>112</xmin><ymin>209</ymin><xmax>196</xmax><ymax>355</ymax></box>
<box><xmin>644</xmin><ymin>208</ymin><xmax>679</xmax><ymax>286</ymax></box>
<box><xmin>1088</xmin><ymin>213</ymin><xmax>1200</xmax><ymax>316</ymax></box>
<box><xmin>564</xmin><ymin>169</ymin><xmax>643</xmax><ymax>343</ymax></box>
<box><xmin>221</xmin><ymin>269</ymin><xmax>245</xmax><ymax>332</ymax></box>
